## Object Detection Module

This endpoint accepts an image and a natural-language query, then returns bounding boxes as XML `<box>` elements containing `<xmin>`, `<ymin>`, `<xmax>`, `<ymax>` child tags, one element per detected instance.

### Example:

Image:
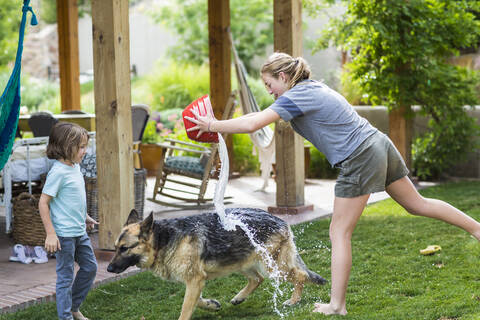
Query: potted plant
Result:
<box><xmin>139</xmin><ymin>120</ymin><xmax>163</xmax><ymax>176</ymax></box>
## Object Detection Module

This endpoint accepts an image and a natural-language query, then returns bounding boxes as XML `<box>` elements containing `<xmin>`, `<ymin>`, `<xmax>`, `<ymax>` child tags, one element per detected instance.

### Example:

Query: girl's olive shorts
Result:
<box><xmin>334</xmin><ymin>131</ymin><xmax>409</xmax><ymax>198</ymax></box>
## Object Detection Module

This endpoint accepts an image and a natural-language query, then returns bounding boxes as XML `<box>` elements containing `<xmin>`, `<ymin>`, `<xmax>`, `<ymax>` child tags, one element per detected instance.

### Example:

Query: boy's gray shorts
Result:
<box><xmin>334</xmin><ymin>131</ymin><xmax>409</xmax><ymax>198</ymax></box>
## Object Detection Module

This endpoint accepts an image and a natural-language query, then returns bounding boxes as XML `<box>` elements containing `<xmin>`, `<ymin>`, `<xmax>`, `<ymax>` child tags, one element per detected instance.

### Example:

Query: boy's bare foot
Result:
<box><xmin>72</xmin><ymin>310</ymin><xmax>90</xmax><ymax>320</ymax></box>
<box><xmin>313</xmin><ymin>302</ymin><xmax>347</xmax><ymax>315</ymax></box>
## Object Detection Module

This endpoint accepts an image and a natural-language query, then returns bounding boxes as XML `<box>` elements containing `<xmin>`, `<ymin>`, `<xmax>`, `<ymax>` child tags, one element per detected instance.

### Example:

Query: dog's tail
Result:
<box><xmin>296</xmin><ymin>254</ymin><xmax>327</xmax><ymax>285</ymax></box>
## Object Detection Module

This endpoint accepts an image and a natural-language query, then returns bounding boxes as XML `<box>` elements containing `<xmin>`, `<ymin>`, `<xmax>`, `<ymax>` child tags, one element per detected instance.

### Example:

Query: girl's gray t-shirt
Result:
<box><xmin>269</xmin><ymin>79</ymin><xmax>377</xmax><ymax>166</ymax></box>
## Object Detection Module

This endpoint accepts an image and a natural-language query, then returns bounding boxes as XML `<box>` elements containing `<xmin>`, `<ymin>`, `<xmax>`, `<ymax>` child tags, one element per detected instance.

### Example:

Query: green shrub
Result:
<box><xmin>308</xmin><ymin>144</ymin><xmax>339</xmax><ymax>179</ymax></box>
<box><xmin>240</xmin><ymin>74</ymin><xmax>274</xmax><ymax>110</ymax></box>
<box><xmin>141</xmin><ymin>120</ymin><xmax>160</xmax><ymax>144</ymax></box>
<box><xmin>0</xmin><ymin>71</ymin><xmax>59</xmax><ymax>111</ymax></box>
<box><xmin>412</xmin><ymin>109</ymin><xmax>480</xmax><ymax>180</ymax></box>
<box><xmin>232</xmin><ymin>132</ymin><xmax>260</xmax><ymax>175</ymax></box>
<box><xmin>157</xmin><ymin>108</ymin><xmax>183</xmax><ymax>130</ymax></box>
<box><xmin>0</xmin><ymin>0</ymin><xmax>20</xmax><ymax>69</ymax></box>
<box><xmin>340</xmin><ymin>69</ymin><xmax>369</xmax><ymax>106</ymax></box>
<box><xmin>19</xmin><ymin>76</ymin><xmax>58</xmax><ymax>111</ymax></box>
<box><xmin>412</xmin><ymin>65</ymin><xmax>480</xmax><ymax>180</ymax></box>
<box><xmin>146</xmin><ymin>61</ymin><xmax>210</xmax><ymax>111</ymax></box>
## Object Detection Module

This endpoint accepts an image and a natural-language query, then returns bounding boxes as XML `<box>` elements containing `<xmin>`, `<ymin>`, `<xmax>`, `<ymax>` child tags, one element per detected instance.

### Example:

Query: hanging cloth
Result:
<box><xmin>0</xmin><ymin>0</ymin><xmax>38</xmax><ymax>171</ymax></box>
<box><xmin>228</xmin><ymin>30</ymin><xmax>275</xmax><ymax>190</ymax></box>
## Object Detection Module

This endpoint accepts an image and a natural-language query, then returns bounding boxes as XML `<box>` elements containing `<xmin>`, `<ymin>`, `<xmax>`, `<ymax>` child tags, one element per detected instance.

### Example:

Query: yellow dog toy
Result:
<box><xmin>420</xmin><ymin>245</ymin><xmax>442</xmax><ymax>255</ymax></box>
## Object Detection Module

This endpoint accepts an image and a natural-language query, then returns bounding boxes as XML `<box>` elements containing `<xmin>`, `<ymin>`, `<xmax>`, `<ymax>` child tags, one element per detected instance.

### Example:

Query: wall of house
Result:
<box><xmin>77</xmin><ymin>5</ymin><xmax>176</xmax><ymax>78</ymax></box>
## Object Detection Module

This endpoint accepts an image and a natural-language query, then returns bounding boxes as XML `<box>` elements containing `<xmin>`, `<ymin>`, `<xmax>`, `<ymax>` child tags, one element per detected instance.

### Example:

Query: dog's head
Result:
<box><xmin>107</xmin><ymin>209</ymin><xmax>154</xmax><ymax>274</ymax></box>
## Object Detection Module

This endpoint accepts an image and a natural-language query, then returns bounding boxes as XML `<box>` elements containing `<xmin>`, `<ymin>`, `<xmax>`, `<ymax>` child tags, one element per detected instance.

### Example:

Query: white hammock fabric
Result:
<box><xmin>229</xmin><ymin>32</ymin><xmax>275</xmax><ymax>190</ymax></box>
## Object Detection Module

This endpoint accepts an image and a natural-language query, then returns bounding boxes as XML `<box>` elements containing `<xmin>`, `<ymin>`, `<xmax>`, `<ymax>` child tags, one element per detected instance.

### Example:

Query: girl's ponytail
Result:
<box><xmin>261</xmin><ymin>53</ymin><xmax>311</xmax><ymax>89</ymax></box>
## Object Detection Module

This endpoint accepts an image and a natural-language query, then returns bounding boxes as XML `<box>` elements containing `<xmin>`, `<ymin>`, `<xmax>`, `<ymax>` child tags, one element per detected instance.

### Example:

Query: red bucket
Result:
<box><xmin>182</xmin><ymin>95</ymin><xmax>219</xmax><ymax>143</ymax></box>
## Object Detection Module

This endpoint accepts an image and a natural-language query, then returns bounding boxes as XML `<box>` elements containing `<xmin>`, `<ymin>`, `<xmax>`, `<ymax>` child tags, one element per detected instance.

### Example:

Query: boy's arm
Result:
<box><xmin>39</xmin><ymin>193</ymin><xmax>61</xmax><ymax>253</ymax></box>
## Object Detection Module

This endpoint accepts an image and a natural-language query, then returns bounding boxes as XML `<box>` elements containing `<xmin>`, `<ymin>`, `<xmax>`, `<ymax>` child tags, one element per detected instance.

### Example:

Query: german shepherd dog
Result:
<box><xmin>107</xmin><ymin>208</ymin><xmax>326</xmax><ymax>320</ymax></box>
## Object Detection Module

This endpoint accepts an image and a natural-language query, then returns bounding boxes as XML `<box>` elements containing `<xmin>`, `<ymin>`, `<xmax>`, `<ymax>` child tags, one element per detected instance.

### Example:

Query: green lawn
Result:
<box><xmin>2</xmin><ymin>181</ymin><xmax>480</xmax><ymax>320</ymax></box>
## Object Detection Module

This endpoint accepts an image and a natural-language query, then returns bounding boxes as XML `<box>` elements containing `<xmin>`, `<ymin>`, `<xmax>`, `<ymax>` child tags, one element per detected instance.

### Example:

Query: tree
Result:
<box><xmin>149</xmin><ymin>0</ymin><xmax>273</xmax><ymax>74</ymax></box>
<box><xmin>312</xmin><ymin>0</ymin><xmax>480</xmax><ymax>179</ymax></box>
<box><xmin>0</xmin><ymin>0</ymin><xmax>21</xmax><ymax>71</ymax></box>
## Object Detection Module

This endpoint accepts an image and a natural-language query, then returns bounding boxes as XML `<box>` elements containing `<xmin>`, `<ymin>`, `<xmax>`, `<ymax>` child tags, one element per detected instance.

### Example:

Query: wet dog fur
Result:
<box><xmin>107</xmin><ymin>208</ymin><xmax>326</xmax><ymax>320</ymax></box>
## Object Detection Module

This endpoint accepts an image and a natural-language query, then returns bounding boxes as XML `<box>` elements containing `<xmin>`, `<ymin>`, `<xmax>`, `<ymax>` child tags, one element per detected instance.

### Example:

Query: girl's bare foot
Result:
<box><xmin>472</xmin><ymin>230</ymin><xmax>480</xmax><ymax>242</ymax></box>
<box><xmin>313</xmin><ymin>302</ymin><xmax>347</xmax><ymax>315</ymax></box>
<box><xmin>72</xmin><ymin>310</ymin><xmax>90</xmax><ymax>320</ymax></box>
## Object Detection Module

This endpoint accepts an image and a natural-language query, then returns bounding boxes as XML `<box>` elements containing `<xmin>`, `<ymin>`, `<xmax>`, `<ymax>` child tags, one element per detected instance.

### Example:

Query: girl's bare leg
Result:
<box><xmin>386</xmin><ymin>177</ymin><xmax>480</xmax><ymax>240</ymax></box>
<box><xmin>313</xmin><ymin>194</ymin><xmax>370</xmax><ymax>315</ymax></box>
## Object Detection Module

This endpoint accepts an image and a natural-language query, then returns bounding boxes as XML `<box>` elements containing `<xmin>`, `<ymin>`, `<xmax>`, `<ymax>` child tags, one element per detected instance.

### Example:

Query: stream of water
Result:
<box><xmin>213</xmin><ymin>133</ymin><xmax>286</xmax><ymax>317</ymax></box>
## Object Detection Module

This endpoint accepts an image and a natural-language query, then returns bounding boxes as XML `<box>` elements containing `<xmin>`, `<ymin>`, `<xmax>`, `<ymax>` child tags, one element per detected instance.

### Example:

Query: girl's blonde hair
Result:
<box><xmin>261</xmin><ymin>52</ymin><xmax>311</xmax><ymax>89</ymax></box>
<box><xmin>47</xmin><ymin>122</ymin><xmax>89</xmax><ymax>162</ymax></box>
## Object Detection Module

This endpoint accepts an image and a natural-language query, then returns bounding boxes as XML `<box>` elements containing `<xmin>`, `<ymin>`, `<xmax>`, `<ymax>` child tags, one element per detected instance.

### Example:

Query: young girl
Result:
<box><xmin>39</xmin><ymin>122</ymin><xmax>98</xmax><ymax>320</ymax></box>
<box><xmin>186</xmin><ymin>52</ymin><xmax>480</xmax><ymax>316</ymax></box>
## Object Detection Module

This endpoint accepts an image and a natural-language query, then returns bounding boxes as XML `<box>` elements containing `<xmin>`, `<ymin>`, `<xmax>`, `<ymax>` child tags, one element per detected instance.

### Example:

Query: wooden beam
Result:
<box><xmin>270</xmin><ymin>0</ymin><xmax>308</xmax><ymax>211</ymax></box>
<box><xmin>56</xmin><ymin>0</ymin><xmax>81</xmax><ymax>111</ymax></box>
<box><xmin>389</xmin><ymin>105</ymin><xmax>412</xmax><ymax>169</ymax></box>
<box><xmin>18</xmin><ymin>114</ymin><xmax>95</xmax><ymax>132</ymax></box>
<box><xmin>208</xmin><ymin>0</ymin><xmax>233</xmax><ymax>170</ymax></box>
<box><xmin>208</xmin><ymin>0</ymin><xmax>230</xmax><ymax>118</ymax></box>
<box><xmin>273</xmin><ymin>0</ymin><xmax>302</xmax><ymax>57</ymax></box>
<box><xmin>92</xmin><ymin>0</ymin><xmax>134</xmax><ymax>250</ymax></box>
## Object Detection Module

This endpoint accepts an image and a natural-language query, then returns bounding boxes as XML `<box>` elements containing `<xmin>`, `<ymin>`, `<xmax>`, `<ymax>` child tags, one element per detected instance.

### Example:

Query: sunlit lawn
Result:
<box><xmin>2</xmin><ymin>181</ymin><xmax>480</xmax><ymax>320</ymax></box>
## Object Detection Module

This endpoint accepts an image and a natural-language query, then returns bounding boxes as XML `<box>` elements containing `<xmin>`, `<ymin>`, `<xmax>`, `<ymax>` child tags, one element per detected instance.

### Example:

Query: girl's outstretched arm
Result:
<box><xmin>186</xmin><ymin>108</ymin><xmax>280</xmax><ymax>137</ymax></box>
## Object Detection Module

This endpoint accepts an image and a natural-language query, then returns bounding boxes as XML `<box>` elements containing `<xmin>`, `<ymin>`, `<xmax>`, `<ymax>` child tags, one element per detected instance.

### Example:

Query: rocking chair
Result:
<box><xmin>148</xmin><ymin>92</ymin><xmax>236</xmax><ymax>208</ymax></box>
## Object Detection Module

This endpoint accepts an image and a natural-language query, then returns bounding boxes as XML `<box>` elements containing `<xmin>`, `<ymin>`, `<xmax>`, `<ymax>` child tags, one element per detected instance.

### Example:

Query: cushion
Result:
<box><xmin>164</xmin><ymin>156</ymin><xmax>205</xmax><ymax>177</ymax></box>
<box><xmin>80</xmin><ymin>153</ymin><xmax>97</xmax><ymax>178</ymax></box>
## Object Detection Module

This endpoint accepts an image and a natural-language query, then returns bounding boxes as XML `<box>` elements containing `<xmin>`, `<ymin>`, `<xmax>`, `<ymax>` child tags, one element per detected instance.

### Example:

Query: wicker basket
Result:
<box><xmin>85</xmin><ymin>168</ymin><xmax>146</xmax><ymax>221</ymax></box>
<box><xmin>12</xmin><ymin>193</ymin><xmax>46</xmax><ymax>246</ymax></box>
<box><xmin>133</xmin><ymin>168</ymin><xmax>147</xmax><ymax>218</ymax></box>
<box><xmin>85</xmin><ymin>176</ymin><xmax>98</xmax><ymax>221</ymax></box>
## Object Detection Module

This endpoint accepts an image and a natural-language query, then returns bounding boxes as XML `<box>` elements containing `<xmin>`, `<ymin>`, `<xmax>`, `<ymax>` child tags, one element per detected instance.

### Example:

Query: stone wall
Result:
<box><xmin>22</xmin><ymin>25</ymin><xmax>58</xmax><ymax>80</ymax></box>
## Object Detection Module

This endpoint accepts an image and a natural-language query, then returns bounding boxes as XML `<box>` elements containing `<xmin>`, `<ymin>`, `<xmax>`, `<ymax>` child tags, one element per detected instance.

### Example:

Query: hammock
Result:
<box><xmin>0</xmin><ymin>0</ymin><xmax>37</xmax><ymax>172</ymax></box>
<box><xmin>229</xmin><ymin>31</ymin><xmax>275</xmax><ymax>190</ymax></box>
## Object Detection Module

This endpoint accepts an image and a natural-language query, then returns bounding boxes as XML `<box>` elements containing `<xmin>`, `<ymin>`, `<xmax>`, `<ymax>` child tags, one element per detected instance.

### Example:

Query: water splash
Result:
<box><xmin>214</xmin><ymin>133</ymin><xmax>286</xmax><ymax>317</ymax></box>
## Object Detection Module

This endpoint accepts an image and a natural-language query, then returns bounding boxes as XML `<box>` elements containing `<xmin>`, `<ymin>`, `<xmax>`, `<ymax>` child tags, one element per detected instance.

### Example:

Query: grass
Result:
<box><xmin>2</xmin><ymin>181</ymin><xmax>480</xmax><ymax>320</ymax></box>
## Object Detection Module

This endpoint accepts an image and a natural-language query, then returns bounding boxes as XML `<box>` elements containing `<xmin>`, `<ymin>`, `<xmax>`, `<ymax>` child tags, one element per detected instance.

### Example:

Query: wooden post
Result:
<box><xmin>268</xmin><ymin>0</ymin><xmax>311</xmax><ymax>214</ymax></box>
<box><xmin>389</xmin><ymin>105</ymin><xmax>412</xmax><ymax>169</ymax></box>
<box><xmin>56</xmin><ymin>0</ymin><xmax>81</xmax><ymax>112</ymax></box>
<box><xmin>92</xmin><ymin>0</ymin><xmax>134</xmax><ymax>250</ymax></box>
<box><xmin>208</xmin><ymin>0</ymin><xmax>233</xmax><ymax>171</ymax></box>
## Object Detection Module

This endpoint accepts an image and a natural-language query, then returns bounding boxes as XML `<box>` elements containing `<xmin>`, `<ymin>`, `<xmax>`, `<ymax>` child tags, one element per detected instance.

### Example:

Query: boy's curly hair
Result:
<box><xmin>46</xmin><ymin>122</ymin><xmax>89</xmax><ymax>163</ymax></box>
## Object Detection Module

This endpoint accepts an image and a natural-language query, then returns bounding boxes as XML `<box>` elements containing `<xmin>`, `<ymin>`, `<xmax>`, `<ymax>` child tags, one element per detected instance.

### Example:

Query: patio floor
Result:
<box><xmin>0</xmin><ymin>175</ymin><xmax>399</xmax><ymax>314</ymax></box>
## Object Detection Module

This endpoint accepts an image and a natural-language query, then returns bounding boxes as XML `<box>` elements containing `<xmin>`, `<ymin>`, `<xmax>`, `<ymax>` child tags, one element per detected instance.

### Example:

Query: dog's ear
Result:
<box><xmin>139</xmin><ymin>211</ymin><xmax>154</xmax><ymax>236</ymax></box>
<box><xmin>125</xmin><ymin>209</ymin><xmax>140</xmax><ymax>226</ymax></box>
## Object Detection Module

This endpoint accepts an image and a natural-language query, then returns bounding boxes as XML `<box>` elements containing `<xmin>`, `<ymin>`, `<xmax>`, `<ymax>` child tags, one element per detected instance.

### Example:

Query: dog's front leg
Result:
<box><xmin>178</xmin><ymin>278</ymin><xmax>205</xmax><ymax>320</ymax></box>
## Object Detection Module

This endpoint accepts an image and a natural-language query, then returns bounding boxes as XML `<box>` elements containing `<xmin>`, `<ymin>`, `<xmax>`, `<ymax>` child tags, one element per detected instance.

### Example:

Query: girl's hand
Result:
<box><xmin>45</xmin><ymin>233</ymin><xmax>60</xmax><ymax>253</ymax></box>
<box><xmin>86</xmin><ymin>214</ymin><xmax>99</xmax><ymax>231</ymax></box>
<box><xmin>184</xmin><ymin>108</ymin><xmax>218</xmax><ymax>138</ymax></box>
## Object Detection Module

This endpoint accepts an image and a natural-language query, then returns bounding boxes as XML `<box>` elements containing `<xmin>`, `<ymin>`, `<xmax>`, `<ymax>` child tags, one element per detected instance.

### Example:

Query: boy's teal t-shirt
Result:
<box><xmin>42</xmin><ymin>160</ymin><xmax>87</xmax><ymax>237</ymax></box>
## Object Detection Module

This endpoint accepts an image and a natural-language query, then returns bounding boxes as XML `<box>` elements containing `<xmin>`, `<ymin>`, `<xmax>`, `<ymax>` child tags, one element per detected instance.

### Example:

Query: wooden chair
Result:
<box><xmin>148</xmin><ymin>92</ymin><xmax>236</xmax><ymax>208</ymax></box>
